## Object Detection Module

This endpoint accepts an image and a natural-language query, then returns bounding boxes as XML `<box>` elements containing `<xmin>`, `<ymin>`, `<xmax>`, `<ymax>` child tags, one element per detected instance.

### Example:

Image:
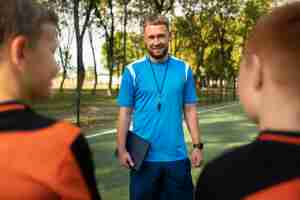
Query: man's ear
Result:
<box><xmin>10</xmin><ymin>36</ymin><xmax>28</xmax><ymax>67</ymax></box>
<box><xmin>251</xmin><ymin>54</ymin><xmax>263</xmax><ymax>90</ymax></box>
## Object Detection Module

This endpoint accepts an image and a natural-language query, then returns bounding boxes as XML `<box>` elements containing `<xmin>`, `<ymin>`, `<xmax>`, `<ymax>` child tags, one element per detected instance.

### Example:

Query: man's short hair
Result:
<box><xmin>0</xmin><ymin>0</ymin><xmax>58</xmax><ymax>47</ymax></box>
<box><xmin>143</xmin><ymin>15</ymin><xmax>169</xmax><ymax>32</ymax></box>
<box><xmin>244</xmin><ymin>2</ymin><xmax>300</xmax><ymax>90</ymax></box>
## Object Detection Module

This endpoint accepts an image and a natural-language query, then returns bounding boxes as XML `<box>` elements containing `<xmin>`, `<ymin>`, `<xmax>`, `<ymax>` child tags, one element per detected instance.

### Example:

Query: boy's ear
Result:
<box><xmin>10</xmin><ymin>36</ymin><xmax>28</xmax><ymax>68</ymax></box>
<box><xmin>251</xmin><ymin>54</ymin><xmax>263</xmax><ymax>90</ymax></box>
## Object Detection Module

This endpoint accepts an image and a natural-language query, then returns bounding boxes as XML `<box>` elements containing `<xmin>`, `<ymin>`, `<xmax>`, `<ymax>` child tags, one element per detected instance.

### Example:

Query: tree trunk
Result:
<box><xmin>122</xmin><ymin>0</ymin><xmax>129</xmax><ymax>73</ymax></box>
<box><xmin>59</xmin><ymin>70</ymin><xmax>67</xmax><ymax>91</ymax></box>
<box><xmin>76</xmin><ymin>40</ymin><xmax>86</xmax><ymax>90</ymax></box>
<box><xmin>219</xmin><ymin>78</ymin><xmax>223</xmax><ymax>102</ymax></box>
<box><xmin>195</xmin><ymin>46</ymin><xmax>205</xmax><ymax>89</ymax></box>
<box><xmin>58</xmin><ymin>46</ymin><xmax>67</xmax><ymax>91</ymax></box>
<box><xmin>117</xmin><ymin>33</ymin><xmax>122</xmax><ymax>91</ymax></box>
<box><xmin>76</xmin><ymin>40</ymin><xmax>85</xmax><ymax>126</ymax></box>
<box><xmin>107</xmin><ymin>0</ymin><xmax>114</xmax><ymax>96</ymax></box>
<box><xmin>233</xmin><ymin>76</ymin><xmax>237</xmax><ymax>100</ymax></box>
<box><xmin>88</xmin><ymin>28</ymin><xmax>98</xmax><ymax>95</ymax></box>
<box><xmin>106</xmin><ymin>33</ymin><xmax>113</xmax><ymax>96</ymax></box>
<box><xmin>107</xmin><ymin>54</ymin><xmax>113</xmax><ymax>96</ymax></box>
<box><xmin>195</xmin><ymin>64</ymin><xmax>201</xmax><ymax>89</ymax></box>
<box><xmin>73</xmin><ymin>0</ymin><xmax>93</xmax><ymax>125</ymax></box>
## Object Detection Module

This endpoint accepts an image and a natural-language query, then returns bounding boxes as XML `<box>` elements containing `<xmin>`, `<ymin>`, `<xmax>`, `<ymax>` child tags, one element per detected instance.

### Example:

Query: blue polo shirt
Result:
<box><xmin>118</xmin><ymin>56</ymin><xmax>198</xmax><ymax>162</ymax></box>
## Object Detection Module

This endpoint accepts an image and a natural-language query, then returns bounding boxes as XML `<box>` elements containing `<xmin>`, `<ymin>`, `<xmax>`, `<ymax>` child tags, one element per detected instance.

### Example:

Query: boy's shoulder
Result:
<box><xmin>203</xmin><ymin>142</ymin><xmax>255</xmax><ymax>176</ymax></box>
<box><xmin>0</xmin><ymin>105</ymin><xmax>81</xmax><ymax>145</ymax></box>
<box><xmin>29</xmin><ymin>110</ymin><xmax>81</xmax><ymax>144</ymax></box>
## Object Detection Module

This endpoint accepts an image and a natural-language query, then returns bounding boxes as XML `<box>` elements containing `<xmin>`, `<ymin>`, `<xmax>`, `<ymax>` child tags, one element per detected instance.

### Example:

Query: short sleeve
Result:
<box><xmin>117</xmin><ymin>67</ymin><xmax>135</xmax><ymax>107</ymax></box>
<box><xmin>183</xmin><ymin>67</ymin><xmax>198</xmax><ymax>104</ymax></box>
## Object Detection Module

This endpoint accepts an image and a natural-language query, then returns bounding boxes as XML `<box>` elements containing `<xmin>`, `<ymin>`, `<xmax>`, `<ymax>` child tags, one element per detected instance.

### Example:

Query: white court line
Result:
<box><xmin>86</xmin><ymin>129</ymin><xmax>116</xmax><ymax>139</ymax></box>
<box><xmin>86</xmin><ymin>102</ymin><xmax>239</xmax><ymax>139</ymax></box>
<box><xmin>197</xmin><ymin>102</ymin><xmax>238</xmax><ymax>114</ymax></box>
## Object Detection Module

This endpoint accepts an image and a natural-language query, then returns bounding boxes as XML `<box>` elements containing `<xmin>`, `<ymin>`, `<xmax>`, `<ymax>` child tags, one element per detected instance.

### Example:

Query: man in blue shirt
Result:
<box><xmin>117</xmin><ymin>15</ymin><xmax>203</xmax><ymax>200</ymax></box>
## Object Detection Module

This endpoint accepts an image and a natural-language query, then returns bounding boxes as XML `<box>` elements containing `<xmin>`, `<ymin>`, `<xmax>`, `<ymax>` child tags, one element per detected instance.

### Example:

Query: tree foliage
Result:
<box><xmin>54</xmin><ymin>0</ymin><xmax>280</xmax><ymax>92</ymax></box>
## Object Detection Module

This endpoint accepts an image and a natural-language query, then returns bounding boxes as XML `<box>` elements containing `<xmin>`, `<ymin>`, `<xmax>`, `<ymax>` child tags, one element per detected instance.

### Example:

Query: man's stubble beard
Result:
<box><xmin>148</xmin><ymin>46</ymin><xmax>169</xmax><ymax>60</ymax></box>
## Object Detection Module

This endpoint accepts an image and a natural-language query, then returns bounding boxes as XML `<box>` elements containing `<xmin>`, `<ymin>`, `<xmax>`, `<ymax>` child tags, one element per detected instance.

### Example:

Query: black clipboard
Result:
<box><xmin>126</xmin><ymin>131</ymin><xmax>150</xmax><ymax>171</ymax></box>
<box><xmin>115</xmin><ymin>131</ymin><xmax>150</xmax><ymax>171</ymax></box>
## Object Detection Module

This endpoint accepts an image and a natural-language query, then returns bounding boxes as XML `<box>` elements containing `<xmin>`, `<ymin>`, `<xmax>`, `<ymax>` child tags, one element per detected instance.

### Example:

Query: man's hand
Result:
<box><xmin>190</xmin><ymin>148</ymin><xmax>203</xmax><ymax>168</ymax></box>
<box><xmin>116</xmin><ymin>107</ymin><xmax>134</xmax><ymax>169</ymax></box>
<box><xmin>118</xmin><ymin>149</ymin><xmax>135</xmax><ymax>169</ymax></box>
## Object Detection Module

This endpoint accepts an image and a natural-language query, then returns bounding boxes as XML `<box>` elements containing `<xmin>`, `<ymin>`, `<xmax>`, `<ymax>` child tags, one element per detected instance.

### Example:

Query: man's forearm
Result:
<box><xmin>117</xmin><ymin>108</ymin><xmax>132</xmax><ymax>152</ymax></box>
<box><xmin>184</xmin><ymin>105</ymin><xmax>201</xmax><ymax>144</ymax></box>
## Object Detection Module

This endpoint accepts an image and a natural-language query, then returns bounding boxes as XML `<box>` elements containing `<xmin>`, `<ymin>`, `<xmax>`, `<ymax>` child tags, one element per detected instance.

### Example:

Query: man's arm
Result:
<box><xmin>116</xmin><ymin>107</ymin><xmax>134</xmax><ymax>168</ymax></box>
<box><xmin>184</xmin><ymin>104</ymin><xmax>201</xmax><ymax>144</ymax></box>
<box><xmin>184</xmin><ymin>104</ymin><xmax>203</xmax><ymax>167</ymax></box>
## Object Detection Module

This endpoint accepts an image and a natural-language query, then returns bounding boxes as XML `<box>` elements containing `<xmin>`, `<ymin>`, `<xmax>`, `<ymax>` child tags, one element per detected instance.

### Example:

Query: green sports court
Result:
<box><xmin>87</xmin><ymin>102</ymin><xmax>258</xmax><ymax>200</ymax></box>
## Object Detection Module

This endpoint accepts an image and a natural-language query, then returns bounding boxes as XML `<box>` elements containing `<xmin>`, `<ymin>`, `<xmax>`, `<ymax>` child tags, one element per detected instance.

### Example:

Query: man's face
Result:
<box><xmin>144</xmin><ymin>24</ymin><xmax>170</xmax><ymax>59</ymax></box>
<box><xmin>24</xmin><ymin>23</ymin><xmax>59</xmax><ymax>101</ymax></box>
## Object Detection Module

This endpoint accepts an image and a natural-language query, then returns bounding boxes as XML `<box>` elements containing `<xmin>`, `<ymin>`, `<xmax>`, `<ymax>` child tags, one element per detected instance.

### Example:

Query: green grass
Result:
<box><xmin>88</xmin><ymin>103</ymin><xmax>258</xmax><ymax>200</ymax></box>
<box><xmin>33</xmin><ymin>89</ymin><xmax>119</xmax><ymax>132</ymax></box>
<box><xmin>33</xmin><ymin>88</ymin><xmax>237</xmax><ymax>134</ymax></box>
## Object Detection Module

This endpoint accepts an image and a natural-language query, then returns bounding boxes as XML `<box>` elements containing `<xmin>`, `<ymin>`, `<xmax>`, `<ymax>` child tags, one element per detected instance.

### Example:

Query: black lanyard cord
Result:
<box><xmin>148</xmin><ymin>57</ymin><xmax>169</xmax><ymax>98</ymax></box>
<box><xmin>148</xmin><ymin>57</ymin><xmax>169</xmax><ymax>111</ymax></box>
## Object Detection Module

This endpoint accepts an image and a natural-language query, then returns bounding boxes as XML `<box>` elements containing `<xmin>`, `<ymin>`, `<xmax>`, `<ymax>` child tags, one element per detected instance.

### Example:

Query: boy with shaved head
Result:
<box><xmin>0</xmin><ymin>0</ymin><xmax>101</xmax><ymax>199</ymax></box>
<box><xmin>195</xmin><ymin>2</ymin><xmax>300</xmax><ymax>200</ymax></box>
